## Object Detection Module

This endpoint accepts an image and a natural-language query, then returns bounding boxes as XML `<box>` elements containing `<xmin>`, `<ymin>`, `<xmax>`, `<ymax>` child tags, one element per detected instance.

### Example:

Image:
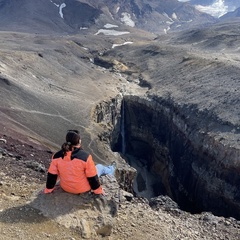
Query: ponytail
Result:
<box><xmin>61</xmin><ymin>141</ymin><xmax>73</xmax><ymax>156</ymax></box>
<box><xmin>61</xmin><ymin>130</ymin><xmax>81</xmax><ymax>156</ymax></box>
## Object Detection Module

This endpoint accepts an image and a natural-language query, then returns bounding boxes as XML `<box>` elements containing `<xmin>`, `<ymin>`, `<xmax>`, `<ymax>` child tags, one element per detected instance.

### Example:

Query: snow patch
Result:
<box><xmin>121</xmin><ymin>12</ymin><xmax>135</xmax><ymax>27</ymax></box>
<box><xmin>50</xmin><ymin>0</ymin><xmax>59</xmax><ymax>7</ymax></box>
<box><xmin>50</xmin><ymin>1</ymin><xmax>66</xmax><ymax>19</ymax></box>
<box><xmin>172</xmin><ymin>12</ymin><xmax>178</xmax><ymax>20</ymax></box>
<box><xmin>163</xmin><ymin>12</ymin><xmax>174</xmax><ymax>22</ymax></box>
<box><xmin>80</xmin><ymin>27</ymin><xmax>88</xmax><ymax>30</ymax></box>
<box><xmin>195</xmin><ymin>0</ymin><xmax>229</xmax><ymax>18</ymax></box>
<box><xmin>164</xmin><ymin>26</ymin><xmax>171</xmax><ymax>34</ymax></box>
<box><xmin>104</xmin><ymin>24</ymin><xmax>118</xmax><ymax>29</ymax></box>
<box><xmin>95</xmin><ymin>29</ymin><xmax>130</xmax><ymax>36</ymax></box>
<box><xmin>59</xmin><ymin>3</ymin><xmax>66</xmax><ymax>19</ymax></box>
<box><xmin>183</xmin><ymin>19</ymin><xmax>193</xmax><ymax>23</ymax></box>
<box><xmin>116</xmin><ymin>7</ymin><xmax>120</xmax><ymax>13</ymax></box>
<box><xmin>112</xmin><ymin>42</ymin><xmax>133</xmax><ymax>49</ymax></box>
<box><xmin>178</xmin><ymin>0</ymin><xmax>236</xmax><ymax>18</ymax></box>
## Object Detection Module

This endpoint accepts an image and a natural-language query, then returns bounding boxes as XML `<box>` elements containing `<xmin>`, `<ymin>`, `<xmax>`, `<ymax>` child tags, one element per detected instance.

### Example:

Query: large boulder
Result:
<box><xmin>30</xmin><ymin>176</ymin><xmax>119</xmax><ymax>239</ymax></box>
<box><xmin>29</xmin><ymin>168</ymin><xmax>135</xmax><ymax>239</ymax></box>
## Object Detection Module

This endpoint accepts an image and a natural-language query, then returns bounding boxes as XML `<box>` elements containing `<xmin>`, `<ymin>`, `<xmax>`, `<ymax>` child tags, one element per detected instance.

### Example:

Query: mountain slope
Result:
<box><xmin>220</xmin><ymin>7</ymin><xmax>240</xmax><ymax>19</ymax></box>
<box><xmin>0</xmin><ymin>0</ymin><xmax>216</xmax><ymax>34</ymax></box>
<box><xmin>0</xmin><ymin>0</ymin><xmax>103</xmax><ymax>33</ymax></box>
<box><xmin>0</xmin><ymin>0</ymin><xmax>70</xmax><ymax>33</ymax></box>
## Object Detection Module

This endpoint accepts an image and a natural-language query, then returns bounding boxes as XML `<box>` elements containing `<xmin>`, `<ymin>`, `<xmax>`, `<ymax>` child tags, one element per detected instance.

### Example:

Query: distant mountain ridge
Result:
<box><xmin>190</xmin><ymin>0</ymin><xmax>240</xmax><ymax>10</ymax></box>
<box><xmin>178</xmin><ymin>0</ymin><xmax>240</xmax><ymax>18</ymax></box>
<box><xmin>220</xmin><ymin>6</ymin><xmax>240</xmax><ymax>19</ymax></box>
<box><xmin>0</xmin><ymin>0</ymin><xmax>216</xmax><ymax>34</ymax></box>
<box><xmin>1</xmin><ymin>0</ymin><xmax>239</xmax><ymax>35</ymax></box>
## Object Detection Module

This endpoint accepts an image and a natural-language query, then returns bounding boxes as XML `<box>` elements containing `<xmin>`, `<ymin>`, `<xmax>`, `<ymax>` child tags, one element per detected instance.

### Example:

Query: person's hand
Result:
<box><xmin>44</xmin><ymin>188</ymin><xmax>54</xmax><ymax>194</ymax></box>
<box><xmin>92</xmin><ymin>188</ymin><xmax>107</xmax><ymax>196</ymax></box>
<box><xmin>93</xmin><ymin>186</ymin><xmax>104</xmax><ymax>195</ymax></box>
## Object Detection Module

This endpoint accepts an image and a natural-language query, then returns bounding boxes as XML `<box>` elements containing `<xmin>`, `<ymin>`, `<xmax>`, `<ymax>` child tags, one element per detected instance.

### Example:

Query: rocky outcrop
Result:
<box><xmin>93</xmin><ymin>95</ymin><xmax>123</xmax><ymax>147</ymax></box>
<box><xmin>30</xmin><ymin>174</ymin><xmax>132</xmax><ymax>239</ymax></box>
<box><xmin>93</xmin><ymin>96</ymin><xmax>137</xmax><ymax>193</ymax></box>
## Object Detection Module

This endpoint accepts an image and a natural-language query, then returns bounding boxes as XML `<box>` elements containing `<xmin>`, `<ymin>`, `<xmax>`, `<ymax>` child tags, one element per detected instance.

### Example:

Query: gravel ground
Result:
<box><xmin>0</xmin><ymin>134</ymin><xmax>239</xmax><ymax>240</ymax></box>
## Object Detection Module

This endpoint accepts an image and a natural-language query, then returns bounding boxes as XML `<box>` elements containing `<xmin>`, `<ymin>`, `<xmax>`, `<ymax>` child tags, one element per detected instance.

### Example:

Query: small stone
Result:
<box><xmin>225</xmin><ymin>220</ymin><xmax>231</xmax><ymax>226</ymax></box>
<box><xmin>16</xmin><ymin>155</ymin><xmax>22</xmax><ymax>160</ymax></box>
<box><xmin>0</xmin><ymin>138</ymin><xmax>7</xmax><ymax>143</ymax></box>
<box><xmin>80</xmin><ymin>219</ymin><xmax>92</xmax><ymax>239</ymax></box>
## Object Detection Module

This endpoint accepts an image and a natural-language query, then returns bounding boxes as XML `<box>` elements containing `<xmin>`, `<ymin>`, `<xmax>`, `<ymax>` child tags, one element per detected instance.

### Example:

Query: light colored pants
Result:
<box><xmin>96</xmin><ymin>164</ymin><xmax>115</xmax><ymax>177</ymax></box>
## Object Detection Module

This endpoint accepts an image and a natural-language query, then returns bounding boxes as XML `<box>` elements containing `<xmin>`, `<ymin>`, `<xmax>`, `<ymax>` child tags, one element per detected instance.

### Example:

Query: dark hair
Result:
<box><xmin>61</xmin><ymin>130</ymin><xmax>81</xmax><ymax>155</ymax></box>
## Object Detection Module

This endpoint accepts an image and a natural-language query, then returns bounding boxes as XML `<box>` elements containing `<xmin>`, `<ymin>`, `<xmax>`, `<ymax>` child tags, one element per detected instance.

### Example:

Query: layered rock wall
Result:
<box><xmin>120</xmin><ymin>95</ymin><xmax>240</xmax><ymax>219</ymax></box>
<box><xmin>93</xmin><ymin>95</ymin><xmax>137</xmax><ymax>193</ymax></box>
<box><xmin>93</xmin><ymin>94</ymin><xmax>240</xmax><ymax>219</ymax></box>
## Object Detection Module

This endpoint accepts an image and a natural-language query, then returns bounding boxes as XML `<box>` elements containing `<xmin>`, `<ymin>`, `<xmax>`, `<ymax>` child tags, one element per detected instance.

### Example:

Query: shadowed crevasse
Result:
<box><xmin>110</xmin><ymin>95</ymin><xmax>240</xmax><ymax>220</ymax></box>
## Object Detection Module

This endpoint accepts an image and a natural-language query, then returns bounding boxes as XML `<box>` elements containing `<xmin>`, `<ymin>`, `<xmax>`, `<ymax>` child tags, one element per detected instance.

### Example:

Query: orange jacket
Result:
<box><xmin>45</xmin><ymin>147</ymin><xmax>103</xmax><ymax>194</ymax></box>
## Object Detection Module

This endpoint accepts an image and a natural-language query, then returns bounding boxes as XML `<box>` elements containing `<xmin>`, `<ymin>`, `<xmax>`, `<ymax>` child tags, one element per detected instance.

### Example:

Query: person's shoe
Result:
<box><xmin>111</xmin><ymin>161</ymin><xmax>117</xmax><ymax>169</ymax></box>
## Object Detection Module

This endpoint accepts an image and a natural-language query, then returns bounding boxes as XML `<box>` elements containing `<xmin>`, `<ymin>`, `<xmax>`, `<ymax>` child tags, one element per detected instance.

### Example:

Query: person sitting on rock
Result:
<box><xmin>44</xmin><ymin>130</ymin><xmax>115</xmax><ymax>195</ymax></box>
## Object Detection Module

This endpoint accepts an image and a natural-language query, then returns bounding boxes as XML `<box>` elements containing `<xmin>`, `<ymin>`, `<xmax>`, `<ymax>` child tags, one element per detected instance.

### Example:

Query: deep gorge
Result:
<box><xmin>94</xmin><ymin>95</ymin><xmax>240</xmax><ymax>220</ymax></box>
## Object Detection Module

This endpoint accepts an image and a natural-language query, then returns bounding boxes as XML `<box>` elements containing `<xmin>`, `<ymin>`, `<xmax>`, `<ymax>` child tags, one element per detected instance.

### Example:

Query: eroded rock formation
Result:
<box><xmin>94</xmin><ymin>94</ymin><xmax>240</xmax><ymax>220</ymax></box>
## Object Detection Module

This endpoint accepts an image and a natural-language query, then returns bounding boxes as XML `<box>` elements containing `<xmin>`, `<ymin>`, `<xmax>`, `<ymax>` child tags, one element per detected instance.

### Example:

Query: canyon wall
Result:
<box><xmin>94</xmin><ymin>94</ymin><xmax>240</xmax><ymax>219</ymax></box>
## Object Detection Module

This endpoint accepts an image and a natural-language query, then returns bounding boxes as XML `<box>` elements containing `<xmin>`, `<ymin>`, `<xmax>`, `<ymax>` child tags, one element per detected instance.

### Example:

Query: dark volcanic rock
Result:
<box><xmin>111</xmin><ymin>95</ymin><xmax>240</xmax><ymax>219</ymax></box>
<box><xmin>149</xmin><ymin>195</ymin><xmax>180</xmax><ymax>212</ymax></box>
<box><xmin>92</xmin><ymin>87</ymin><xmax>240</xmax><ymax>219</ymax></box>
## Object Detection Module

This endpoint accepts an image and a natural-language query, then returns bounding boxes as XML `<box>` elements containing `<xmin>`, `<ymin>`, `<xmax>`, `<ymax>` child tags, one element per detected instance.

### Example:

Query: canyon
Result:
<box><xmin>0</xmin><ymin>0</ymin><xmax>240</xmax><ymax>239</ymax></box>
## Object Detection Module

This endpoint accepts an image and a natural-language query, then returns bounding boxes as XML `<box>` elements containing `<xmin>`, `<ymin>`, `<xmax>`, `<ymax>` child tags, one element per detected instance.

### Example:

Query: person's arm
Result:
<box><xmin>85</xmin><ymin>155</ymin><xmax>103</xmax><ymax>194</ymax></box>
<box><xmin>44</xmin><ymin>159</ymin><xmax>58</xmax><ymax>194</ymax></box>
<box><xmin>44</xmin><ymin>172</ymin><xmax>58</xmax><ymax>193</ymax></box>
